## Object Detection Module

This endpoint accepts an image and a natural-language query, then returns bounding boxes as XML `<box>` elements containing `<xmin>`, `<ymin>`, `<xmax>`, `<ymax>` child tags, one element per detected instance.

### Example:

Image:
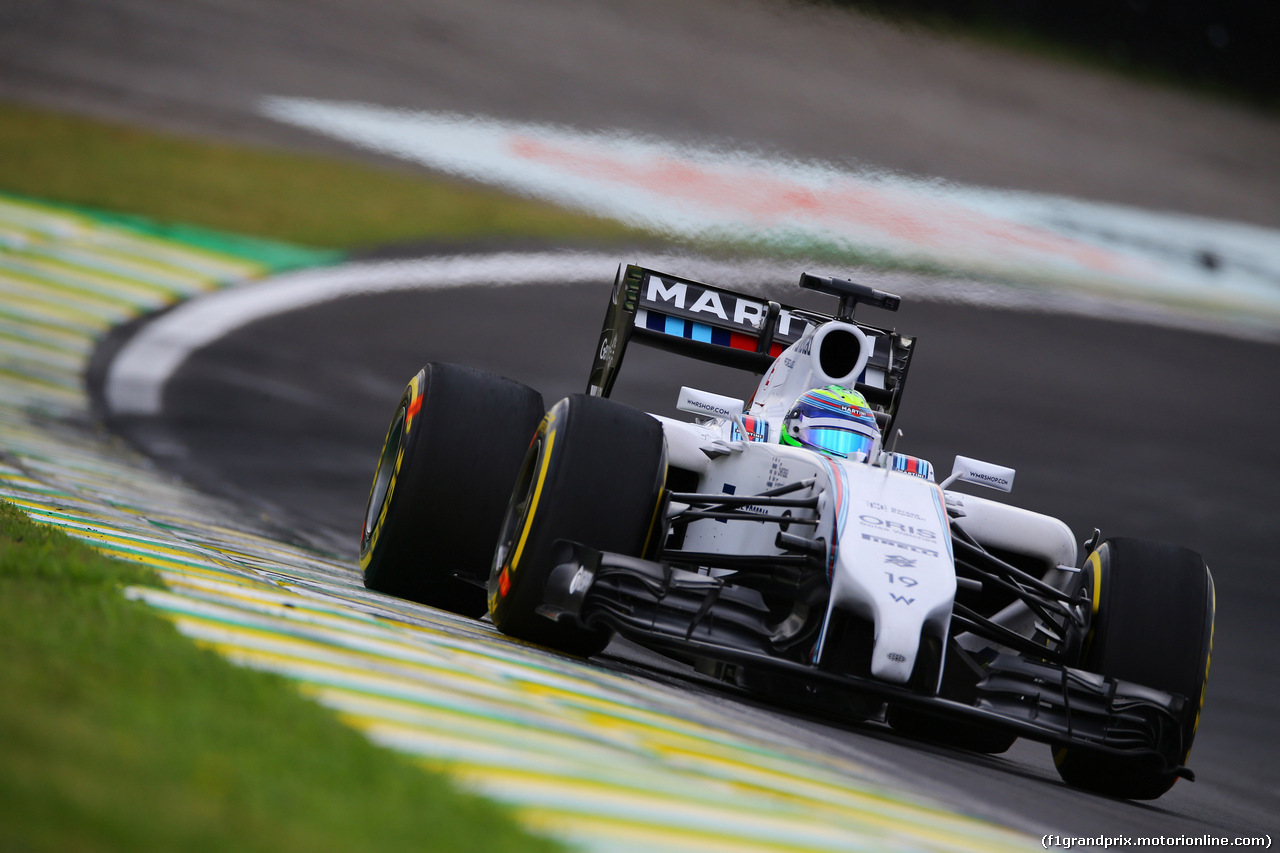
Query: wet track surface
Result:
<box><xmin>99</xmin><ymin>278</ymin><xmax>1280</xmax><ymax>839</ymax></box>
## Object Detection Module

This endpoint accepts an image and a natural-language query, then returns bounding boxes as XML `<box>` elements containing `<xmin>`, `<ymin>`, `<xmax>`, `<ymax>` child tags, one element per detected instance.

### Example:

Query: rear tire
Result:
<box><xmin>1053</xmin><ymin>537</ymin><xmax>1214</xmax><ymax>799</ymax></box>
<box><xmin>360</xmin><ymin>363</ymin><xmax>544</xmax><ymax>617</ymax></box>
<box><xmin>488</xmin><ymin>394</ymin><xmax>666</xmax><ymax>656</ymax></box>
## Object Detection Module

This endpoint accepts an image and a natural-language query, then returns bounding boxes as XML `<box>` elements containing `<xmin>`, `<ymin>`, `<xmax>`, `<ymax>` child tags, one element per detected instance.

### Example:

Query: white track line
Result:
<box><xmin>106</xmin><ymin>251</ymin><xmax>610</xmax><ymax>415</ymax></box>
<box><xmin>105</xmin><ymin>250</ymin><xmax>1279</xmax><ymax>418</ymax></box>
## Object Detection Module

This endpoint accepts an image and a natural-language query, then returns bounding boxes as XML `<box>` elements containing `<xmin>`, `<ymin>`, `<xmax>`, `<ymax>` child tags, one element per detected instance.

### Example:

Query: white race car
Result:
<box><xmin>359</xmin><ymin>264</ymin><xmax>1214</xmax><ymax>800</ymax></box>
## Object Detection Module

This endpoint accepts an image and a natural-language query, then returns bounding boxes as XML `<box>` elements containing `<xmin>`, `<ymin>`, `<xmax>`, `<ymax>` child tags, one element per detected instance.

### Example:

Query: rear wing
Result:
<box><xmin>587</xmin><ymin>264</ymin><xmax>916</xmax><ymax>431</ymax></box>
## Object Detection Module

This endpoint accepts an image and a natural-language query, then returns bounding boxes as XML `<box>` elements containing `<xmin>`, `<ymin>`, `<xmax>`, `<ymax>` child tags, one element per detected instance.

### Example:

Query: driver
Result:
<box><xmin>780</xmin><ymin>385</ymin><xmax>882</xmax><ymax>461</ymax></box>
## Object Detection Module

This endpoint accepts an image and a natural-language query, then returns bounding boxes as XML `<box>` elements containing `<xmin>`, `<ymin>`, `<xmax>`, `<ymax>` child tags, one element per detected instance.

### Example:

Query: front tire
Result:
<box><xmin>488</xmin><ymin>395</ymin><xmax>666</xmax><ymax>656</ymax></box>
<box><xmin>360</xmin><ymin>363</ymin><xmax>544</xmax><ymax>616</ymax></box>
<box><xmin>1054</xmin><ymin>537</ymin><xmax>1214</xmax><ymax>799</ymax></box>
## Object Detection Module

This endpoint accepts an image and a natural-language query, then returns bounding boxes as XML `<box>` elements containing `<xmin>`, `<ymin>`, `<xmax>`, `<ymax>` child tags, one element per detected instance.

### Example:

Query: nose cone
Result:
<box><xmin>825</xmin><ymin>462</ymin><xmax>956</xmax><ymax>686</ymax></box>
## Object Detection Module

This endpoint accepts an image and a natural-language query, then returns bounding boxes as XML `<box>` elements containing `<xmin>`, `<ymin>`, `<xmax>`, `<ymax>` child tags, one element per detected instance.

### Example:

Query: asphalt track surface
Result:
<box><xmin>8</xmin><ymin>0</ymin><xmax>1280</xmax><ymax>843</ymax></box>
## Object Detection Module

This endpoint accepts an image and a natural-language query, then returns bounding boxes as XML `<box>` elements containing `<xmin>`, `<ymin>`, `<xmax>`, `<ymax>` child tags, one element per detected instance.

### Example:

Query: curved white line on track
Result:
<box><xmin>106</xmin><ymin>251</ymin><xmax>610</xmax><ymax>415</ymax></box>
<box><xmin>106</xmin><ymin>249</ymin><xmax>1279</xmax><ymax>418</ymax></box>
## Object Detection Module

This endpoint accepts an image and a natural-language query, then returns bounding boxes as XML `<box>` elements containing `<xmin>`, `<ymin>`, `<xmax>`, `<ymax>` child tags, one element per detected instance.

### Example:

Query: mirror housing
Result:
<box><xmin>941</xmin><ymin>455</ymin><xmax>1016</xmax><ymax>492</ymax></box>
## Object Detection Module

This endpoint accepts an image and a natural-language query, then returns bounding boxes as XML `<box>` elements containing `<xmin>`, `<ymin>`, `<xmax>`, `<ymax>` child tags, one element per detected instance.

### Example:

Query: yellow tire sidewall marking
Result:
<box><xmin>1080</xmin><ymin>549</ymin><xmax>1103</xmax><ymax>660</ymax></box>
<box><xmin>359</xmin><ymin>374</ymin><xmax>421</xmax><ymax>570</ymax></box>
<box><xmin>1054</xmin><ymin>549</ymin><xmax>1103</xmax><ymax>768</ymax></box>
<box><xmin>509</xmin><ymin>422</ymin><xmax>555</xmax><ymax>574</ymax></box>
<box><xmin>640</xmin><ymin>448</ymin><xmax>668</xmax><ymax>560</ymax></box>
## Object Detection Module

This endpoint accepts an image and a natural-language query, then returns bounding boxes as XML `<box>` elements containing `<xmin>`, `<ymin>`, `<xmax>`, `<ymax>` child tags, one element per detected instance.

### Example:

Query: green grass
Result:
<box><xmin>0</xmin><ymin>100</ymin><xmax>587</xmax><ymax>851</ymax></box>
<box><xmin>0</xmin><ymin>501</ymin><xmax>562</xmax><ymax>853</ymax></box>
<box><xmin>0</xmin><ymin>99</ymin><xmax>642</xmax><ymax>250</ymax></box>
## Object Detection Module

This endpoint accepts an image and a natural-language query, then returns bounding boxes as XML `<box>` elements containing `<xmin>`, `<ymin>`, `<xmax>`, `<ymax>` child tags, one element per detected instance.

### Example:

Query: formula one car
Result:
<box><xmin>359</xmin><ymin>264</ymin><xmax>1214</xmax><ymax>800</ymax></box>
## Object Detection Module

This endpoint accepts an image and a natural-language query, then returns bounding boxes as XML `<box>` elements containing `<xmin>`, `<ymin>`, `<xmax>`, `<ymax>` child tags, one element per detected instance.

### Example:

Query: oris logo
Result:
<box><xmin>858</xmin><ymin>514</ymin><xmax>937</xmax><ymax>540</ymax></box>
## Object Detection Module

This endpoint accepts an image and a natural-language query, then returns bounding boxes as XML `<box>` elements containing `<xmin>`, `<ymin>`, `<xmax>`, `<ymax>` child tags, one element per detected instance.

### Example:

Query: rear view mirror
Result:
<box><xmin>941</xmin><ymin>455</ymin><xmax>1015</xmax><ymax>492</ymax></box>
<box><xmin>676</xmin><ymin>387</ymin><xmax>746</xmax><ymax>422</ymax></box>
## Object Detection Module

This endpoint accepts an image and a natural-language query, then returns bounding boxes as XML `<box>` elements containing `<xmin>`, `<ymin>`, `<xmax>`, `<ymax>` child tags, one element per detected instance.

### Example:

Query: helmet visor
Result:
<box><xmin>792</xmin><ymin>425</ymin><xmax>877</xmax><ymax>460</ymax></box>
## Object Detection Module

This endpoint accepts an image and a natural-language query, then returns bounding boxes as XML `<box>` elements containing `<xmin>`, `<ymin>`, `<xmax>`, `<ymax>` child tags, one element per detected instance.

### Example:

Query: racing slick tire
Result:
<box><xmin>488</xmin><ymin>394</ymin><xmax>667</xmax><ymax>657</ymax></box>
<box><xmin>1053</xmin><ymin>537</ymin><xmax>1214</xmax><ymax>800</ymax></box>
<box><xmin>360</xmin><ymin>363</ymin><xmax>544</xmax><ymax>617</ymax></box>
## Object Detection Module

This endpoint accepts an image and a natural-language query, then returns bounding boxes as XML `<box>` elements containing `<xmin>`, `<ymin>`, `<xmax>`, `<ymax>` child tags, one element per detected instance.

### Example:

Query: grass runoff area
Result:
<box><xmin>0</xmin><ymin>99</ymin><xmax>638</xmax><ymax>250</ymax></box>
<box><xmin>0</xmin><ymin>100</ymin><xmax>597</xmax><ymax>852</ymax></box>
<box><xmin>0</xmin><ymin>503</ymin><xmax>561</xmax><ymax>853</ymax></box>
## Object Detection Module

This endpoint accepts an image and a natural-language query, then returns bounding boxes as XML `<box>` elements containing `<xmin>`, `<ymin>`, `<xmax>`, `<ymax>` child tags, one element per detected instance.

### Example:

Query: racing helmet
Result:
<box><xmin>781</xmin><ymin>386</ymin><xmax>882</xmax><ymax>461</ymax></box>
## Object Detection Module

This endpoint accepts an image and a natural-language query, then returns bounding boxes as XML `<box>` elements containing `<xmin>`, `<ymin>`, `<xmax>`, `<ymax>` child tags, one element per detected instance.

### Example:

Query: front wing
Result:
<box><xmin>539</xmin><ymin>542</ymin><xmax>1195</xmax><ymax>780</ymax></box>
